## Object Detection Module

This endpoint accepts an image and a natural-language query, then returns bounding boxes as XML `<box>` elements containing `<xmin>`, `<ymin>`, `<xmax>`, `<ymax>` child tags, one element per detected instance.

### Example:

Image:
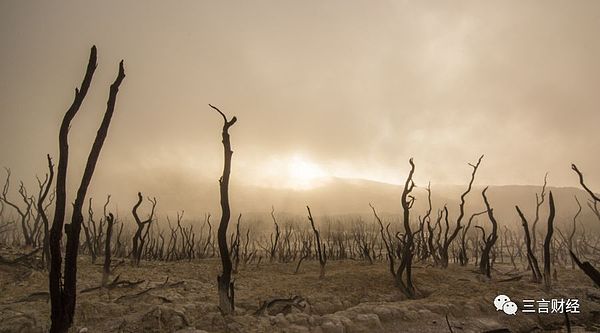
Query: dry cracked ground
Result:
<box><xmin>1</xmin><ymin>250</ymin><xmax>600</xmax><ymax>332</ymax></box>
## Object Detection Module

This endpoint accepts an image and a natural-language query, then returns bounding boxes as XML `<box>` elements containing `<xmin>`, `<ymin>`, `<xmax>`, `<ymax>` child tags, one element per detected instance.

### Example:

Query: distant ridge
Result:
<box><xmin>88</xmin><ymin>173</ymin><xmax>598</xmax><ymax>231</ymax></box>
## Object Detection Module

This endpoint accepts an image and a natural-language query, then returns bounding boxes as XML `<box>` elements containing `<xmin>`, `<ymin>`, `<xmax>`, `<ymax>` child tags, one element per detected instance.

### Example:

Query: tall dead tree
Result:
<box><xmin>440</xmin><ymin>155</ymin><xmax>483</xmax><ymax>268</ymax></box>
<box><xmin>543</xmin><ymin>191</ymin><xmax>555</xmax><ymax>289</ymax></box>
<box><xmin>210</xmin><ymin>104</ymin><xmax>237</xmax><ymax>315</ymax></box>
<box><xmin>479</xmin><ymin>187</ymin><xmax>498</xmax><ymax>278</ymax></box>
<box><xmin>396</xmin><ymin>158</ymin><xmax>416</xmax><ymax>298</ymax></box>
<box><xmin>49</xmin><ymin>46</ymin><xmax>125</xmax><ymax>333</ymax></box>
<box><xmin>515</xmin><ymin>205</ymin><xmax>543</xmax><ymax>282</ymax></box>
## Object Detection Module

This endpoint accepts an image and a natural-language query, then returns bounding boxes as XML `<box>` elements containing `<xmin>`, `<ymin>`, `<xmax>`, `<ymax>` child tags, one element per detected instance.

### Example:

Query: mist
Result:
<box><xmin>1</xmin><ymin>1</ymin><xmax>599</xmax><ymax>217</ymax></box>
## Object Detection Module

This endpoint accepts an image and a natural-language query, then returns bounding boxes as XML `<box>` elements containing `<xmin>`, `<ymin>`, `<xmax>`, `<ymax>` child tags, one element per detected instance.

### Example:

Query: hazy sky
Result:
<box><xmin>1</xmin><ymin>0</ymin><xmax>599</xmax><ymax>202</ymax></box>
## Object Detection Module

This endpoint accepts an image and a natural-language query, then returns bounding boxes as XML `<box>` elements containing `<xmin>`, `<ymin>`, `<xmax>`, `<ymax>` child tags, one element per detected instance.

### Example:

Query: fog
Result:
<box><xmin>1</xmin><ymin>0</ymin><xmax>599</xmax><ymax>215</ymax></box>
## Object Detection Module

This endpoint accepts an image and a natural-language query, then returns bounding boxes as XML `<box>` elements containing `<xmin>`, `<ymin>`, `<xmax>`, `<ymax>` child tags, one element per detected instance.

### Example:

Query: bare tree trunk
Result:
<box><xmin>131</xmin><ymin>192</ymin><xmax>157</xmax><ymax>265</ymax></box>
<box><xmin>307</xmin><ymin>206</ymin><xmax>327</xmax><ymax>279</ymax></box>
<box><xmin>49</xmin><ymin>46</ymin><xmax>98</xmax><ymax>333</ymax></box>
<box><xmin>569</xmin><ymin>196</ymin><xmax>581</xmax><ymax>269</ymax></box>
<box><xmin>441</xmin><ymin>155</ymin><xmax>483</xmax><ymax>268</ymax></box>
<box><xmin>531</xmin><ymin>174</ymin><xmax>548</xmax><ymax>256</ymax></box>
<box><xmin>269</xmin><ymin>206</ymin><xmax>280</xmax><ymax>262</ymax></box>
<box><xmin>479</xmin><ymin>187</ymin><xmax>498</xmax><ymax>278</ymax></box>
<box><xmin>395</xmin><ymin>158</ymin><xmax>416</xmax><ymax>298</ymax></box>
<box><xmin>1</xmin><ymin>170</ymin><xmax>34</xmax><ymax>247</ymax></box>
<box><xmin>570</xmin><ymin>250</ymin><xmax>600</xmax><ymax>287</ymax></box>
<box><xmin>516</xmin><ymin>207</ymin><xmax>543</xmax><ymax>282</ymax></box>
<box><xmin>102</xmin><ymin>213</ymin><xmax>115</xmax><ymax>287</ymax></box>
<box><xmin>459</xmin><ymin>211</ymin><xmax>486</xmax><ymax>266</ymax></box>
<box><xmin>571</xmin><ymin>164</ymin><xmax>600</xmax><ymax>217</ymax></box>
<box><xmin>210</xmin><ymin>104</ymin><xmax>237</xmax><ymax>315</ymax></box>
<box><xmin>38</xmin><ymin>155</ymin><xmax>54</xmax><ymax>270</ymax></box>
<box><xmin>49</xmin><ymin>46</ymin><xmax>125</xmax><ymax>333</ymax></box>
<box><xmin>543</xmin><ymin>192</ymin><xmax>555</xmax><ymax>289</ymax></box>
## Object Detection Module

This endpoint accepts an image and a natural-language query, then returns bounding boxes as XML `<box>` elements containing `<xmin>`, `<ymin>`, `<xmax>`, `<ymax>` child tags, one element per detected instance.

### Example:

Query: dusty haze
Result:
<box><xmin>0</xmin><ymin>0</ymin><xmax>599</xmax><ymax>216</ymax></box>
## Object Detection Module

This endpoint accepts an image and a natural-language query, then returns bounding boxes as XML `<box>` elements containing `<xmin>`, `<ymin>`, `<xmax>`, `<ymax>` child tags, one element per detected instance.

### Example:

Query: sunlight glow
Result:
<box><xmin>255</xmin><ymin>153</ymin><xmax>330</xmax><ymax>190</ymax></box>
<box><xmin>287</xmin><ymin>154</ymin><xmax>328</xmax><ymax>189</ymax></box>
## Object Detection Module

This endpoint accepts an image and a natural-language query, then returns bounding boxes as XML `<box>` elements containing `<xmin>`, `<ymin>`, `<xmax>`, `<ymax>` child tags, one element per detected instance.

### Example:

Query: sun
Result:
<box><xmin>253</xmin><ymin>153</ymin><xmax>330</xmax><ymax>190</ymax></box>
<box><xmin>287</xmin><ymin>154</ymin><xmax>328</xmax><ymax>189</ymax></box>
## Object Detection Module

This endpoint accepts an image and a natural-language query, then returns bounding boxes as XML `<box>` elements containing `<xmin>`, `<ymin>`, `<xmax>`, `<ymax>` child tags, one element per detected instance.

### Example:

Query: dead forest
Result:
<box><xmin>1</xmin><ymin>46</ymin><xmax>600</xmax><ymax>333</ymax></box>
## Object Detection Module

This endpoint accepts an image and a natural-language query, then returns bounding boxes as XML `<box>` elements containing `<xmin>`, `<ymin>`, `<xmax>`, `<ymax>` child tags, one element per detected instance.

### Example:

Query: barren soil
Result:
<box><xmin>1</xmin><ymin>250</ymin><xmax>599</xmax><ymax>332</ymax></box>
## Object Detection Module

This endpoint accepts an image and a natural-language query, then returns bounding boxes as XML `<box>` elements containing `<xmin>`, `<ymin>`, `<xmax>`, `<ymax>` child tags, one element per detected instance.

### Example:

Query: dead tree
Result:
<box><xmin>307</xmin><ymin>206</ymin><xmax>327</xmax><ymax>279</ymax></box>
<box><xmin>210</xmin><ymin>104</ymin><xmax>237</xmax><ymax>315</ymax></box>
<box><xmin>200</xmin><ymin>213</ymin><xmax>214</xmax><ymax>258</ymax></box>
<box><xmin>294</xmin><ymin>238</ymin><xmax>312</xmax><ymax>274</ymax></box>
<box><xmin>568</xmin><ymin>196</ymin><xmax>582</xmax><ymax>269</ymax></box>
<box><xmin>1</xmin><ymin>169</ymin><xmax>34</xmax><ymax>246</ymax></box>
<box><xmin>570</xmin><ymin>250</ymin><xmax>600</xmax><ymax>287</ymax></box>
<box><xmin>427</xmin><ymin>209</ymin><xmax>443</xmax><ymax>266</ymax></box>
<box><xmin>37</xmin><ymin>155</ymin><xmax>54</xmax><ymax>269</ymax></box>
<box><xmin>479</xmin><ymin>187</ymin><xmax>498</xmax><ymax>278</ymax></box>
<box><xmin>396</xmin><ymin>158</ymin><xmax>416</xmax><ymax>298</ymax></box>
<box><xmin>503</xmin><ymin>226</ymin><xmax>517</xmax><ymax>269</ymax></box>
<box><xmin>82</xmin><ymin>198</ymin><xmax>97</xmax><ymax>263</ymax></box>
<box><xmin>370</xmin><ymin>203</ymin><xmax>395</xmax><ymax>276</ymax></box>
<box><xmin>102</xmin><ymin>213</ymin><xmax>115</xmax><ymax>286</ymax></box>
<box><xmin>231</xmin><ymin>214</ymin><xmax>242</xmax><ymax>273</ymax></box>
<box><xmin>459</xmin><ymin>210</ymin><xmax>487</xmax><ymax>266</ymax></box>
<box><xmin>114</xmin><ymin>221</ymin><xmax>125</xmax><ymax>258</ymax></box>
<box><xmin>516</xmin><ymin>205</ymin><xmax>543</xmax><ymax>282</ymax></box>
<box><xmin>417</xmin><ymin>183</ymin><xmax>433</xmax><ymax>262</ymax></box>
<box><xmin>31</xmin><ymin>168</ymin><xmax>55</xmax><ymax>250</ymax></box>
<box><xmin>0</xmin><ymin>201</ymin><xmax>14</xmax><ymax>239</ymax></box>
<box><xmin>440</xmin><ymin>155</ymin><xmax>483</xmax><ymax>268</ymax></box>
<box><xmin>532</xmin><ymin>174</ymin><xmax>548</xmax><ymax>255</ymax></box>
<box><xmin>353</xmin><ymin>220</ymin><xmax>374</xmax><ymax>264</ymax></box>
<box><xmin>269</xmin><ymin>206</ymin><xmax>280</xmax><ymax>262</ymax></box>
<box><xmin>49</xmin><ymin>46</ymin><xmax>125</xmax><ymax>333</ymax></box>
<box><xmin>131</xmin><ymin>192</ymin><xmax>157</xmax><ymax>265</ymax></box>
<box><xmin>571</xmin><ymin>164</ymin><xmax>600</xmax><ymax>221</ymax></box>
<box><xmin>543</xmin><ymin>191</ymin><xmax>556</xmax><ymax>289</ymax></box>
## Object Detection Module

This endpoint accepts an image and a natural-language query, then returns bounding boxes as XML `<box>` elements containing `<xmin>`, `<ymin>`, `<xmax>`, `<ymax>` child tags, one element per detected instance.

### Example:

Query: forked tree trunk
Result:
<box><xmin>395</xmin><ymin>158</ymin><xmax>416</xmax><ymax>298</ymax></box>
<box><xmin>440</xmin><ymin>155</ymin><xmax>483</xmax><ymax>268</ymax></box>
<box><xmin>210</xmin><ymin>104</ymin><xmax>237</xmax><ymax>315</ymax></box>
<box><xmin>131</xmin><ymin>192</ymin><xmax>157</xmax><ymax>265</ymax></box>
<box><xmin>49</xmin><ymin>46</ymin><xmax>125</xmax><ymax>333</ymax></box>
